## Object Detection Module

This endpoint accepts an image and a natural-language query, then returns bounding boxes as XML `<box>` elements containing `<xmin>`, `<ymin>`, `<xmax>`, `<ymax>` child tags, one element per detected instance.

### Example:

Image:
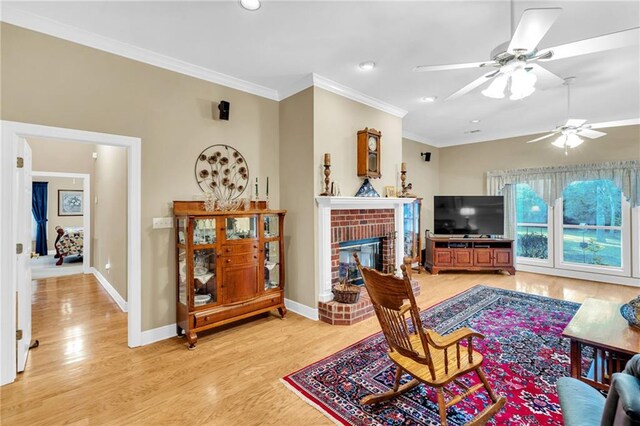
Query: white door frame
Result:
<box><xmin>1</xmin><ymin>121</ymin><xmax>142</xmax><ymax>386</ymax></box>
<box><xmin>32</xmin><ymin>171</ymin><xmax>91</xmax><ymax>275</ymax></box>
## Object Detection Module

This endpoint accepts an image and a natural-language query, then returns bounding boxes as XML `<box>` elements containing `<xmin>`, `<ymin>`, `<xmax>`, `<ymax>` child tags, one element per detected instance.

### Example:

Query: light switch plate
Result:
<box><xmin>153</xmin><ymin>217</ymin><xmax>174</xmax><ymax>229</ymax></box>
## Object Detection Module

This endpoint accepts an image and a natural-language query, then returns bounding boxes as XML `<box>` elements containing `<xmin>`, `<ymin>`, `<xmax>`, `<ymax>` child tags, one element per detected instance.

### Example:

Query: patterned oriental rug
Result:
<box><xmin>282</xmin><ymin>285</ymin><xmax>582</xmax><ymax>425</ymax></box>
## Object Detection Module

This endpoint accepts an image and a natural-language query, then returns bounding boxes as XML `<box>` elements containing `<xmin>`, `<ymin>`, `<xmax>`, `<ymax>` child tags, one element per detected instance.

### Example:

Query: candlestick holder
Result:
<box><xmin>400</xmin><ymin>170</ymin><xmax>408</xmax><ymax>197</ymax></box>
<box><xmin>320</xmin><ymin>164</ymin><xmax>332</xmax><ymax>196</ymax></box>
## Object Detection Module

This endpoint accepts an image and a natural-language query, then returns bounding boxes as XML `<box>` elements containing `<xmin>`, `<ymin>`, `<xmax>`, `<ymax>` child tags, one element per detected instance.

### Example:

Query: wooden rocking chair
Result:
<box><xmin>354</xmin><ymin>254</ymin><xmax>506</xmax><ymax>426</ymax></box>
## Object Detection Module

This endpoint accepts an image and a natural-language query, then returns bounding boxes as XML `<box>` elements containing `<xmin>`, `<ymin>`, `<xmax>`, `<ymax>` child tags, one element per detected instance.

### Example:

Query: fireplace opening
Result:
<box><xmin>338</xmin><ymin>237</ymin><xmax>382</xmax><ymax>286</ymax></box>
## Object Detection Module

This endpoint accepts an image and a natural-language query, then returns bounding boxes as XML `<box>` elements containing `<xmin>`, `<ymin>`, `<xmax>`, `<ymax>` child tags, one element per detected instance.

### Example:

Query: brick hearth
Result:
<box><xmin>318</xmin><ymin>279</ymin><xmax>421</xmax><ymax>325</ymax></box>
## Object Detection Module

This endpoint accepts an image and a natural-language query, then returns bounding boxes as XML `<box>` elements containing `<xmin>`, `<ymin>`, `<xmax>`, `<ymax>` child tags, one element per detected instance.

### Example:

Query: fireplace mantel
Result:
<box><xmin>315</xmin><ymin>196</ymin><xmax>414</xmax><ymax>303</ymax></box>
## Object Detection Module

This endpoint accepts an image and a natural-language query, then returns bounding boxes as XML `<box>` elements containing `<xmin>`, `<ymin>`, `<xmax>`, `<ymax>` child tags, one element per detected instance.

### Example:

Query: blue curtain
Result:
<box><xmin>32</xmin><ymin>182</ymin><xmax>48</xmax><ymax>255</ymax></box>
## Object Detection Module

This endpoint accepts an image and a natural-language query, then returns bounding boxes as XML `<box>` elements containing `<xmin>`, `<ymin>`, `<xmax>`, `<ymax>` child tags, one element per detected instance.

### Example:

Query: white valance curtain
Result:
<box><xmin>486</xmin><ymin>160</ymin><xmax>640</xmax><ymax>207</ymax></box>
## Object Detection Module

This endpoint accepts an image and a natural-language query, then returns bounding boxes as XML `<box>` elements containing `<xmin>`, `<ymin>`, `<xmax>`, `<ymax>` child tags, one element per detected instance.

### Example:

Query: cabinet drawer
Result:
<box><xmin>220</xmin><ymin>243</ymin><xmax>259</xmax><ymax>255</ymax></box>
<box><xmin>193</xmin><ymin>292</ymin><xmax>282</xmax><ymax>328</ymax></box>
<box><xmin>221</xmin><ymin>252</ymin><xmax>259</xmax><ymax>266</ymax></box>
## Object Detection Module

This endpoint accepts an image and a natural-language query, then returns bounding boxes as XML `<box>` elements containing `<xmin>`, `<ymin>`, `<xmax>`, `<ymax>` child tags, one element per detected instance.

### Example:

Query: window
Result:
<box><xmin>561</xmin><ymin>180</ymin><xmax>623</xmax><ymax>268</ymax></box>
<box><xmin>516</xmin><ymin>184</ymin><xmax>550</xmax><ymax>261</ymax></box>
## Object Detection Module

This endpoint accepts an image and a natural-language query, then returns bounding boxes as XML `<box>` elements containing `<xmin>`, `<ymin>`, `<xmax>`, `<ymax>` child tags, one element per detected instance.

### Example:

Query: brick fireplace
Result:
<box><xmin>330</xmin><ymin>209</ymin><xmax>396</xmax><ymax>285</ymax></box>
<box><xmin>315</xmin><ymin>197</ymin><xmax>420</xmax><ymax>325</ymax></box>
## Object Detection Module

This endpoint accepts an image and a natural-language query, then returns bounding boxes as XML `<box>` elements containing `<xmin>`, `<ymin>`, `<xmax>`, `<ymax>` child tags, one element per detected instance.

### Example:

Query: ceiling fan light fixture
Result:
<box><xmin>552</xmin><ymin>134</ymin><xmax>567</xmax><ymax>148</ymax></box>
<box><xmin>566</xmin><ymin>133</ymin><xmax>584</xmax><ymax>148</ymax></box>
<box><xmin>481</xmin><ymin>74</ymin><xmax>508</xmax><ymax>99</ymax></box>
<box><xmin>509</xmin><ymin>67</ymin><xmax>537</xmax><ymax>100</ymax></box>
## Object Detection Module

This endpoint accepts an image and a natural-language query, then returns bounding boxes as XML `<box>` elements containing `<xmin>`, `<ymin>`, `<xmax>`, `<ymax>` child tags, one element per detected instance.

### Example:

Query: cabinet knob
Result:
<box><xmin>253</xmin><ymin>245</ymin><xmax>257</xmax><ymax>249</ymax></box>
<box><xmin>254</xmin><ymin>255</ymin><xmax>258</xmax><ymax>259</ymax></box>
<box><xmin>226</xmin><ymin>259</ymin><xmax>231</xmax><ymax>263</ymax></box>
<box><xmin>225</xmin><ymin>248</ymin><xmax>231</xmax><ymax>253</ymax></box>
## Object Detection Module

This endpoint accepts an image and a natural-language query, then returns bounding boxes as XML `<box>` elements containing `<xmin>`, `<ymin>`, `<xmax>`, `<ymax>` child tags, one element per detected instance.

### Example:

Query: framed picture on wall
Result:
<box><xmin>384</xmin><ymin>186</ymin><xmax>397</xmax><ymax>198</ymax></box>
<box><xmin>58</xmin><ymin>190</ymin><xmax>83</xmax><ymax>216</ymax></box>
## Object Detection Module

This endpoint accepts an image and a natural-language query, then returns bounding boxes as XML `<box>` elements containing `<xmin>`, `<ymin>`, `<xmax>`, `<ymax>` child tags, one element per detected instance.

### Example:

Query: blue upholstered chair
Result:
<box><xmin>558</xmin><ymin>354</ymin><xmax>640</xmax><ymax>426</ymax></box>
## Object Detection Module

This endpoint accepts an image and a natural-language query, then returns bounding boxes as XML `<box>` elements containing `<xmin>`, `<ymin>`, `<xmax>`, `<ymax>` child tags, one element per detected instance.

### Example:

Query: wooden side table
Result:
<box><xmin>562</xmin><ymin>298</ymin><xmax>640</xmax><ymax>391</ymax></box>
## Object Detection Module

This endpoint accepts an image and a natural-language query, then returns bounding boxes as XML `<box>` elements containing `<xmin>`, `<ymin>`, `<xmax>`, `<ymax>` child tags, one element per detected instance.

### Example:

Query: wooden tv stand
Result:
<box><xmin>424</xmin><ymin>237</ymin><xmax>515</xmax><ymax>275</ymax></box>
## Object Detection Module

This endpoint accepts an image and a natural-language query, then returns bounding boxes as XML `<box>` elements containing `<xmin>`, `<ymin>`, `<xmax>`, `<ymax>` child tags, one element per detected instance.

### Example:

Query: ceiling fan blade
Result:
<box><xmin>538</xmin><ymin>27</ymin><xmax>640</xmax><ymax>62</ymax></box>
<box><xmin>527</xmin><ymin>132</ymin><xmax>557</xmax><ymax>143</ymax></box>
<box><xmin>528</xmin><ymin>63</ymin><xmax>564</xmax><ymax>90</ymax></box>
<box><xmin>445</xmin><ymin>71</ymin><xmax>497</xmax><ymax>101</ymax></box>
<box><xmin>413</xmin><ymin>62</ymin><xmax>496</xmax><ymax>72</ymax></box>
<box><xmin>590</xmin><ymin>118</ymin><xmax>640</xmax><ymax>129</ymax></box>
<box><xmin>578</xmin><ymin>129</ymin><xmax>607</xmax><ymax>139</ymax></box>
<box><xmin>565</xmin><ymin>119</ymin><xmax>587</xmax><ymax>127</ymax></box>
<box><xmin>508</xmin><ymin>8</ymin><xmax>562</xmax><ymax>54</ymax></box>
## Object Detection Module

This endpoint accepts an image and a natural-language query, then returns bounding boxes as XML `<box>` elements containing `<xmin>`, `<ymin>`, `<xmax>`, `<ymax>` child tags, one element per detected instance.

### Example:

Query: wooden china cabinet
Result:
<box><xmin>173</xmin><ymin>201</ymin><xmax>286</xmax><ymax>349</ymax></box>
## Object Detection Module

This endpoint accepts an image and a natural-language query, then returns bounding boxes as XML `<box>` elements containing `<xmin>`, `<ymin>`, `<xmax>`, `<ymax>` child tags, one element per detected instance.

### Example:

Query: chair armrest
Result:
<box><xmin>426</xmin><ymin>327</ymin><xmax>485</xmax><ymax>349</ymax></box>
<box><xmin>605</xmin><ymin>372</ymin><xmax>640</xmax><ymax>422</ymax></box>
<box><xmin>557</xmin><ymin>377</ymin><xmax>604</xmax><ymax>426</ymax></box>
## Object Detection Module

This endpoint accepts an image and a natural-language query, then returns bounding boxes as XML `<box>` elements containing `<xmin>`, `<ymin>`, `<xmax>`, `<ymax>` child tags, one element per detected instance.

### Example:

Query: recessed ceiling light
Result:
<box><xmin>358</xmin><ymin>61</ymin><xmax>376</xmax><ymax>71</ymax></box>
<box><xmin>420</xmin><ymin>96</ymin><xmax>437</xmax><ymax>103</ymax></box>
<box><xmin>470</xmin><ymin>119</ymin><xmax>481</xmax><ymax>123</ymax></box>
<box><xmin>240</xmin><ymin>0</ymin><xmax>261</xmax><ymax>11</ymax></box>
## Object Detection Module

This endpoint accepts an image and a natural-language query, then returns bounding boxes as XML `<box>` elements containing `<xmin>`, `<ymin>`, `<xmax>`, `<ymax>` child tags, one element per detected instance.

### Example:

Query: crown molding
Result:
<box><xmin>311</xmin><ymin>74</ymin><xmax>408</xmax><ymax>118</ymax></box>
<box><xmin>402</xmin><ymin>131</ymin><xmax>444</xmax><ymax>148</ymax></box>
<box><xmin>1</xmin><ymin>6</ymin><xmax>280</xmax><ymax>100</ymax></box>
<box><xmin>2</xmin><ymin>7</ymin><xmax>409</xmax><ymax>118</ymax></box>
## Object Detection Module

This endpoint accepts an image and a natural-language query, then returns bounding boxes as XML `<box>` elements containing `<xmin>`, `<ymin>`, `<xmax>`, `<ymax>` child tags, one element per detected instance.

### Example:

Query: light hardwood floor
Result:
<box><xmin>1</xmin><ymin>271</ymin><xmax>638</xmax><ymax>425</ymax></box>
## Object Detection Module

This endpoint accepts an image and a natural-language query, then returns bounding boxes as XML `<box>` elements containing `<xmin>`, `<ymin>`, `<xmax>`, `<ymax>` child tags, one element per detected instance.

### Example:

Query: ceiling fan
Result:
<box><xmin>414</xmin><ymin>6</ymin><xmax>640</xmax><ymax>101</ymax></box>
<box><xmin>526</xmin><ymin>77</ymin><xmax>639</xmax><ymax>155</ymax></box>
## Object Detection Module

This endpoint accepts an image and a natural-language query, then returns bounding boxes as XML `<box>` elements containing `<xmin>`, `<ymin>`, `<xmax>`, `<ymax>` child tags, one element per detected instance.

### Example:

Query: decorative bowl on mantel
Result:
<box><xmin>620</xmin><ymin>295</ymin><xmax>640</xmax><ymax>329</ymax></box>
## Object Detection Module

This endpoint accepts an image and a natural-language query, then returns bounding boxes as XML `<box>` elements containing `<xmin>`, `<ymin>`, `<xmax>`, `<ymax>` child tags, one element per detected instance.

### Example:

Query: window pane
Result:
<box><xmin>516</xmin><ymin>184</ymin><xmax>547</xmax><ymax>224</ymax></box>
<box><xmin>517</xmin><ymin>226</ymin><xmax>548</xmax><ymax>259</ymax></box>
<box><xmin>562</xmin><ymin>180</ymin><xmax>621</xmax><ymax>226</ymax></box>
<box><xmin>562</xmin><ymin>228</ymin><xmax>621</xmax><ymax>267</ymax></box>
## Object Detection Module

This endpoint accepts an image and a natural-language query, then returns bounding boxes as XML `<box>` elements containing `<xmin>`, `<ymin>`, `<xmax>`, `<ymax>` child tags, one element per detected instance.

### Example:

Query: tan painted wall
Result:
<box><xmin>31</xmin><ymin>176</ymin><xmax>83</xmax><ymax>252</ymax></box>
<box><xmin>401</xmin><ymin>138</ymin><xmax>440</xmax><ymax>238</ymax></box>
<box><xmin>2</xmin><ymin>24</ymin><xmax>279</xmax><ymax>330</ymax></box>
<box><xmin>439</xmin><ymin>125</ymin><xmax>640</xmax><ymax>195</ymax></box>
<box><xmin>279</xmin><ymin>88</ymin><xmax>315</xmax><ymax>307</ymax></box>
<box><xmin>93</xmin><ymin>145</ymin><xmax>128</xmax><ymax>301</ymax></box>
<box><xmin>313</xmin><ymin>88</ymin><xmax>403</xmax><ymax>197</ymax></box>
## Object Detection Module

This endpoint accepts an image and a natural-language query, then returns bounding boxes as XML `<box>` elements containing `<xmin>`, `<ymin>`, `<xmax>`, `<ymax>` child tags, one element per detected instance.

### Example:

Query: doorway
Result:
<box><xmin>31</xmin><ymin>171</ymin><xmax>91</xmax><ymax>279</ymax></box>
<box><xmin>0</xmin><ymin>121</ymin><xmax>142</xmax><ymax>386</ymax></box>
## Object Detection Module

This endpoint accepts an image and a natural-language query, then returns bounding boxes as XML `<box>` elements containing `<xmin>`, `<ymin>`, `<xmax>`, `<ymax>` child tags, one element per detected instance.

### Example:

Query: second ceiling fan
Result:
<box><xmin>414</xmin><ymin>6</ymin><xmax>639</xmax><ymax>101</ymax></box>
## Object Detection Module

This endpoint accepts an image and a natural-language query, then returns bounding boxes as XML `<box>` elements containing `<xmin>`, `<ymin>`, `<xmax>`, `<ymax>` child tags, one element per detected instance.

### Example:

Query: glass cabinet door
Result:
<box><xmin>404</xmin><ymin>203</ymin><xmax>415</xmax><ymax>258</ymax></box>
<box><xmin>193</xmin><ymin>248</ymin><xmax>217</xmax><ymax>307</ymax></box>
<box><xmin>264</xmin><ymin>215</ymin><xmax>280</xmax><ymax>238</ymax></box>
<box><xmin>193</xmin><ymin>218</ymin><xmax>216</xmax><ymax>245</ymax></box>
<box><xmin>264</xmin><ymin>241</ymin><xmax>280</xmax><ymax>290</ymax></box>
<box><xmin>177</xmin><ymin>218</ymin><xmax>187</xmax><ymax>244</ymax></box>
<box><xmin>225</xmin><ymin>216</ymin><xmax>257</xmax><ymax>240</ymax></box>
<box><xmin>178</xmin><ymin>248</ymin><xmax>187</xmax><ymax>305</ymax></box>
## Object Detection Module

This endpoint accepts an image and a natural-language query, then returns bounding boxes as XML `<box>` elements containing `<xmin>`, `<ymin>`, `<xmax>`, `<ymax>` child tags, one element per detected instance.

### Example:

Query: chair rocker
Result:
<box><xmin>354</xmin><ymin>254</ymin><xmax>506</xmax><ymax>426</ymax></box>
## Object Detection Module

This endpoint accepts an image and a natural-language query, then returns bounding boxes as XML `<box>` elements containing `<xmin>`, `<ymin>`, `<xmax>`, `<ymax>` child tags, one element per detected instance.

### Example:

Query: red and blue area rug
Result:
<box><xmin>282</xmin><ymin>285</ymin><xmax>581</xmax><ymax>425</ymax></box>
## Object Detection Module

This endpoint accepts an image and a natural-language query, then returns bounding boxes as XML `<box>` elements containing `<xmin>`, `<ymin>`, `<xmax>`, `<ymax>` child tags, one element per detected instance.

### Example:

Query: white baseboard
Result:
<box><xmin>91</xmin><ymin>267</ymin><xmax>128</xmax><ymax>312</ymax></box>
<box><xmin>285</xmin><ymin>298</ymin><xmax>318</xmax><ymax>321</ymax></box>
<box><xmin>47</xmin><ymin>249</ymin><xmax>56</xmax><ymax>255</ymax></box>
<box><xmin>517</xmin><ymin>264</ymin><xmax>640</xmax><ymax>287</ymax></box>
<box><xmin>140</xmin><ymin>323</ymin><xmax>177</xmax><ymax>346</ymax></box>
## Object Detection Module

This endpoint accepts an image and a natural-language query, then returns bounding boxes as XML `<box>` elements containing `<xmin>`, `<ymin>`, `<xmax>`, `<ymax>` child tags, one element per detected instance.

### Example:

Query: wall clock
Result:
<box><xmin>357</xmin><ymin>128</ymin><xmax>381</xmax><ymax>178</ymax></box>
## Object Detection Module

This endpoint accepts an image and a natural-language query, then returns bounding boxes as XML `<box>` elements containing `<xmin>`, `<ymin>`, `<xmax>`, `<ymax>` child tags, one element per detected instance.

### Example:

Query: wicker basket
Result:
<box><xmin>332</xmin><ymin>283</ymin><xmax>361</xmax><ymax>304</ymax></box>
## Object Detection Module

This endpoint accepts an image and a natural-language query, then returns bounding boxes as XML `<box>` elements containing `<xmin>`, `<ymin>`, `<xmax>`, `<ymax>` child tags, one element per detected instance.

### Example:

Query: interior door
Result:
<box><xmin>16</xmin><ymin>138</ymin><xmax>32</xmax><ymax>372</ymax></box>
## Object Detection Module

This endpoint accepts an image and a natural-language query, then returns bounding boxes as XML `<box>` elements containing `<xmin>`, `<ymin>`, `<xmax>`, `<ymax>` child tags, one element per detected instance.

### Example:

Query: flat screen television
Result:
<box><xmin>433</xmin><ymin>196</ymin><xmax>504</xmax><ymax>236</ymax></box>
